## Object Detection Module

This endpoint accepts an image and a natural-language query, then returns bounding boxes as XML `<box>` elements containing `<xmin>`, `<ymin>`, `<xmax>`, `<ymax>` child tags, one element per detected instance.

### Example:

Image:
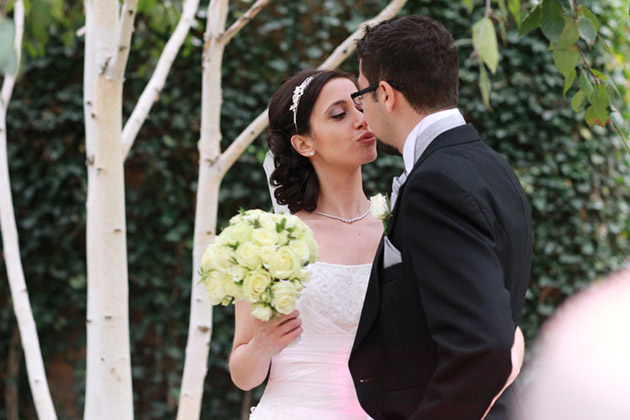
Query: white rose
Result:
<box><xmin>223</xmin><ymin>278</ymin><xmax>244</xmax><ymax>301</ymax></box>
<box><xmin>258</xmin><ymin>245</ymin><xmax>276</xmax><ymax>269</ymax></box>
<box><xmin>277</xmin><ymin>230</ymin><xmax>290</xmax><ymax>246</ymax></box>
<box><xmin>370</xmin><ymin>193</ymin><xmax>390</xmax><ymax>220</ymax></box>
<box><xmin>204</xmin><ymin>270</ymin><xmax>230</xmax><ymax>305</ymax></box>
<box><xmin>258</xmin><ymin>212</ymin><xmax>279</xmax><ymax>230</ymax></box>
<box><xmin>217</xmin><ymin>222</ymin><xmax>253</xmax><ymax>246</ymax></box>
<box><xmin>242</xmin><ymin>269</ymin><xmax>272</xmax><ymax>302</ymax></box>
<box><xmin>271</xmin><ymin>281</ymin><xmax>299</xmax><ymax>314</ymax></box>
<box><xmin>227</xmin><ymin>264</ymin><xmax>247</xmax><ymax>283</ymax></box>
<box><xmin>283</xmin><ymin>214</ymin><xmax>301</xmax><ymax>230</ymax></box>
<box><xmin>291</xmin><ymin>278</ymin><xmax>305</xmax><ymax>291</ymax></box>
<box><xmin>201</xmin><ymin>244</ymin><xmax>234</xmax><ymax>272</ymax></box>
<box><xmin>296</xmin><ymin>268</ymin><xmax>311</xmax><ymax>283</ymax></box>
<box><xmin>288</xmin><ymin>240</ymin><xmax>310</xmax><ymax>264</ymax></box>
<box><xmin>269</xmin><ymin>246</ymin><xmax>301</xmax><ymax>280</ymax></box>
<box><xmin>252</xmin><ymin>227</ymin><xmax>279</xmax><ymax>247</ymax></box>
<box><xmin>250</xmin><ymin>302</ymin><xmax>273</xmax><ymax>321</ymax></box>
<box><xmin>235</xmin><ymin>241</ymin><xmax>262</xmax><ymax>270</ymax></box>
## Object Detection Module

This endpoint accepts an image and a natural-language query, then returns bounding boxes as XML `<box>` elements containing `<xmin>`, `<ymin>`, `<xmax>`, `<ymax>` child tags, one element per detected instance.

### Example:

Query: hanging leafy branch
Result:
<box><xmin>468</xmin><ymin>0</ymin><xmax>629</xmax><ymax>148</ymax></box>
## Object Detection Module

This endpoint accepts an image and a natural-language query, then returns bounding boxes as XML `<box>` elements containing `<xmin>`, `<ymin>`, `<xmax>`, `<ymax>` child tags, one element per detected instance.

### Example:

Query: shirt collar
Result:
<box><xmin>402</xmin><ymin>108</ymin><xmax>465</xmax><ymax>174</ymax></box>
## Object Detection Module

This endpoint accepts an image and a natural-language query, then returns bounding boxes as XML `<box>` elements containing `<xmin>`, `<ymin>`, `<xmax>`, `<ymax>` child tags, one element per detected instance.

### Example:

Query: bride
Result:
<box><xmin>228</xmin><ymin>69</ymin><xmax>524</xmax><ymax>419</ymax></box>
<box><xmin>229</xmin><ymin>69</ymin><xmax>381</xmax><ymax>419</ymax></box>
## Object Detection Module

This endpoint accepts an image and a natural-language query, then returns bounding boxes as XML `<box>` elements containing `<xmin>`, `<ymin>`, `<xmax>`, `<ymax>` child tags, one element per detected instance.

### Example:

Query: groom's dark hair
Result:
<box><xmin>357</xmin><ymin>15</ymin><xmax>459</xmax><ymax>113</ymax></box>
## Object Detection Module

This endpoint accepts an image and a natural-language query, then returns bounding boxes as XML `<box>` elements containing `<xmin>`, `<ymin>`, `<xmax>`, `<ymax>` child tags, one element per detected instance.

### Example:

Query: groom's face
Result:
<box><xmin>357</xmin><ymin>65</ymin><xmax>395</xmax><ymax>152</ymax></box>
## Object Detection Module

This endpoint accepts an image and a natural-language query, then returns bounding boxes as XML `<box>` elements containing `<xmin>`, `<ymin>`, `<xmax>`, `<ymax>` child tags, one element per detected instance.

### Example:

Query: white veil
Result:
<box><xmin>263</xmin><ymin>150</ymin><xmax>289</xmax><ymax>214</ymax></box>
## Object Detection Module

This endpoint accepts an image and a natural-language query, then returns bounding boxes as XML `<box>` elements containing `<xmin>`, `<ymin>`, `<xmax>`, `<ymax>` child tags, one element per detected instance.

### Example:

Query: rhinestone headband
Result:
<box><xmin>289</xmin><ymin>74</ymin><xmax>319</xmax><ymax>131</ymax></box>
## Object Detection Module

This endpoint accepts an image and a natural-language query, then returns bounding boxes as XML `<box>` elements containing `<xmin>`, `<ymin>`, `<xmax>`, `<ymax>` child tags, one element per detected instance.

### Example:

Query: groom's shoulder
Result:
<box><xmin>412</xmin><ymin>137</ymin><xmax>518</xmax><ymax>191</ymax></box>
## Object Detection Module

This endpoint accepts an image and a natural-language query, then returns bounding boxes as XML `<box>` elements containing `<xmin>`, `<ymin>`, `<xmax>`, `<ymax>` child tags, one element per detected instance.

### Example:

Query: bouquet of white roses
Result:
<box><xmin>200</xmin><ymin>209</ymin><xmax>318</xmax><ymax>321</ymax></box>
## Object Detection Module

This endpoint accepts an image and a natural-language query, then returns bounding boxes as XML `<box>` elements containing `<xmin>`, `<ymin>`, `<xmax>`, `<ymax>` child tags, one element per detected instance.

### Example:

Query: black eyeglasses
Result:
<box><xmin>351</xmin><ymin>81</ymin><xmax>404</xmax><ymax>108</ymax></box>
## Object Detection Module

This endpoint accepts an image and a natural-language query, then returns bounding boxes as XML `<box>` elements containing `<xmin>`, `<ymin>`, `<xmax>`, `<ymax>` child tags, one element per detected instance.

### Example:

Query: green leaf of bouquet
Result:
<box><xmin>553</xmin><ymin>48</ymin><xmax>579</xmax><ymax>78</ymax></box>
<box><xmin>555</xmin><ymin>19</ymin><xmax>579</xmax><ymax>49</ymax></box>
<box><xmin>479</xmin><ymin>66</ymin><xmax>492</xmax><ymax>109</ymax></box>
<box><xmin>571</xmin><ymin>90</ymin><xmax>585</xmax><ymax>113</ymax></box>
<box><xmin>577</xmin><ymin>16</ymin><xmax>597</xmax><ymax>46</ymax></box>
<box><xmin>462</xmin><ymin>0</ymin><xmax>474</xmax><ymax>13</ymax></box>
<box><xmin>508</xmin><ymin>0</ymin><xmax>521</xmax><ymax>27</ymax></box>
<box><xmin>541</xmin><ymin>0</ymin><xmax>565</xmax><ymax>43</ymax></box>
<box><xmin>473</xmin><ymin>17</ymin><xmax>499</xmax><ymax>74</ymax></box>
<box><xmin>563</xmin><ymin>69</ymin><xmax>577</xmax><ymax>97</ymax></box>
<box><xmin>578</xmin><ymin>4</ymin><xmax>601</xmax><ymax>33</ymax></box>
<box><xmin>519</xmin><ymin>5</ymin><xmax>541</xmax><ymax>36</ymax></box>
<box><xmin>578</xmin><ymin>70</ymin><xmax>595</xmax><ymax>98</ymax></box>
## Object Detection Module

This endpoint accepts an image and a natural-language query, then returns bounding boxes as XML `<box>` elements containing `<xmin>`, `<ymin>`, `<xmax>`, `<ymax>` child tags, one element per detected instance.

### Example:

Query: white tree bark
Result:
<box><xmin>83</xmin><ymin>1</ymin><xmax>134</xmax><ymax>419</ymax></box>
<box><xmin>177</xmin><ymin>0</ymin><xmax>407</xmax><ymax>418</ymax></box>
<box><xmin>0</xmin><ymin>2</ymin><xmax>57</xmax><ymax>419</ymax></box>
<box><xmin>121</xmin><ymin>0</ymin><xmax>200</xmax><ymax>158</ymax></box>
<box><xmin>175</xmin><ymin>0</ymin><xmax>230</xmax><ymax>417</ymax></box>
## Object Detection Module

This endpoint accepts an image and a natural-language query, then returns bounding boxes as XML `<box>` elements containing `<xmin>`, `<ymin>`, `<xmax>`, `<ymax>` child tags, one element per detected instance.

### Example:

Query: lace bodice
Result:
<box><xmin>250</xmin><ymin>261</ymin><xmax>372</xmax><ymax>420</ymax></box>
<box><xmin>299</xmin><ymin>262</ymin><xmax>372</xmax><ymax>332</ymax></box>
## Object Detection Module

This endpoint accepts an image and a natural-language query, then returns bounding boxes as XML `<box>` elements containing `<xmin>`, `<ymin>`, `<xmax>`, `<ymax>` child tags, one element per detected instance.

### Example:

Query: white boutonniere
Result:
<box><xmin>370</xmin><ymin>193</ymin><xmax>392</xmax><ymax>229</ymax></box>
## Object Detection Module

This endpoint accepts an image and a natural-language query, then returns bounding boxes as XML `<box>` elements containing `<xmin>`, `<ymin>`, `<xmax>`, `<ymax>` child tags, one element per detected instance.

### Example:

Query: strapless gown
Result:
<box><xmin>249</xmin><ymin>261</ymin><xmax>372</xmax><ymax>420</ymax></box>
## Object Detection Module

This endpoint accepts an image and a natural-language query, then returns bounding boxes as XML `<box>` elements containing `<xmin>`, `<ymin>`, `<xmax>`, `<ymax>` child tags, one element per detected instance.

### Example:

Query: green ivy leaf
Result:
<box><xmin>571</xmin><ymin>90</ymin><xmax>585</xmax><ymax>112</ymax></box>
<box><xmin>590</xmin><ymin>69</ymin><xmax>608</xmax><ymax>82</ymax></box>
<box><xmin>541</xmin><ymin>0</ymin><xmax>565</xmax><ymax>43</ymax></box>
<box><xmin>497</xmin><ymin>0</ymin><xmax>508</xmax><ymax>22</ymax></box>
<box><xmin>577</xmin><ymin>16</ymin><xmax>597</xmax><ymax>46</ymax></box>
<box><xmin>479</xmin><ymin>65</ymin><xmax>492</xmax><ymax>109</ymax></box>
<box><xmin>508</xmin><ymin>0</ymin><xmax>521</xmax><ymax>27</ymax></box>
<box><xmin>578</xmin><ymin>5</ymin><xmax>601</xmax><ymax>32</ymax></box>
<box><xmin>519</xmin><ymin>5</ymin><xmax>541</xmax><ymax>36</ymax></box>
<box><xmin>553</xmin><ymin>48</ymin><xmax>579</xmax><ymax>78</ymax></box>
<box><xmin>555</xmin><ymin>19</ymin><xmax>579</xmax><ymax>49</ymax></box>
<box><xmin>584</xmin><ymin>105</ymin><xmax>598</xmax><ymax>126</ymax></box>
<box><xmin>578</xmin><ymin>71</ymin><xmax>595</xmax><ymax>98</ymax></box>
<box><xmin>463</xmin><ymin>0</ymin><xmax>474</xmax><ymax>13</ymax></box>
<box><xmin>591</xmin><ymin>83</ymin><xmax>609</xmax><ymax>125</ymax></box>
<box><xmin>473</xmin><ymin>17</ymin><xmax>499</xmax><ymax>74</ymax></box>
<box><xmin>563</xmin><ymin>69</ymin><xmax>577</xmax><ymax>96</ymax></box>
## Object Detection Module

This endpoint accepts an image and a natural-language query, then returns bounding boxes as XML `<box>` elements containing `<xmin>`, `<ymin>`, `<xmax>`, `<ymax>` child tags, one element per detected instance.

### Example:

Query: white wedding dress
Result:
<box><xmin>249</xmin><ymin>261</ymin><xmax>372</xmax><ymax>420</ymax></box>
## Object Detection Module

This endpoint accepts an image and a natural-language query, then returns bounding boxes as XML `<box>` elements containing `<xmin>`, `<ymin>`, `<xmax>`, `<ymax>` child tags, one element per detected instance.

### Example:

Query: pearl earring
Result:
<box><xmin>309</xmin><ymin>151</ymin><xmax>315</xmax><ymax>156</ymax></box>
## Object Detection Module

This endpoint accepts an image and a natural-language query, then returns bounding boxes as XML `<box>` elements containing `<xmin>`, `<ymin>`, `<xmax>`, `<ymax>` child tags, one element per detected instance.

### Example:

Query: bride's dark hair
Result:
<box><xmin>267</xmin><ymin>69</ymin><xmax>355</xmax><ymax>213</ymax></box>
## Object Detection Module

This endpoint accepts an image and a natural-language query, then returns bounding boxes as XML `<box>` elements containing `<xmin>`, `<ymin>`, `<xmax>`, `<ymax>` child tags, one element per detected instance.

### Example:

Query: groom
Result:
<box><xmin>349</xmin><ymin>15</ymin><xmax>532</xmax><ymax>420</ymax></box>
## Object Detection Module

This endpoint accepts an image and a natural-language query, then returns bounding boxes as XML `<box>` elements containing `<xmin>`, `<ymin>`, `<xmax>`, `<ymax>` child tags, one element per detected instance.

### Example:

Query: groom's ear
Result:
<box><xmin>379</xmin><ymin>81</ymin><xmax>398</xmax><ymax>113</ymax></box>
<box><xmin>290</xmin><ymin>134</ymin><xmax>314</xmax><ymax>157</ymax></box>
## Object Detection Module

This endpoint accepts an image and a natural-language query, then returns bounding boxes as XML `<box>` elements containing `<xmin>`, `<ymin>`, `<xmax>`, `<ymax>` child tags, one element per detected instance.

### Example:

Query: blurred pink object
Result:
<box><xmin>519</xmin><ymin>268</ymin><xmax>630</xmax><ymax>420</ymax></box>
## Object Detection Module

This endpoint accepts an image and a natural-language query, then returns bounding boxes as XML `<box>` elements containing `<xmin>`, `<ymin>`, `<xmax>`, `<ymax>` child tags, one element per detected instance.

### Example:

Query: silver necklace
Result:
<box><xmin>313</xmin><ymin>202</ymin><xmax>372</xmax><ymax>224</ymax></box>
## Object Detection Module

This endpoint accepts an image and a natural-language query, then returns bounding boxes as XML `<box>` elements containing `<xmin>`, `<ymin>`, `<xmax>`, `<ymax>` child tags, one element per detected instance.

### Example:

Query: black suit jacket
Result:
<box><xmin>349</xmin><ymin>124</ymin><xmax>532</xmax><ymax>420</ymax></box>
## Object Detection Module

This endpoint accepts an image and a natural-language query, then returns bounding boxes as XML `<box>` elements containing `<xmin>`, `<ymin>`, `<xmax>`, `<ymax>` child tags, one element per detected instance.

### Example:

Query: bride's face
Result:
<box><xmin>304</xmin><ymin>78</ymin><xmax>377</xmax><ymax>168</ymax></box>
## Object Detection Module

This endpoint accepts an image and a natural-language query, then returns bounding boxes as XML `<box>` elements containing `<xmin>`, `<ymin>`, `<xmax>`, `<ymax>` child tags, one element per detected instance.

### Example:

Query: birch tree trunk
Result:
<box><xmin>83</xmin><ymin>1</ymin><xmax>134</xmax><ymax>418</ymax></box>
<box><xmin>0</xmin><ymin>1</ymin><xmax>57</xmax><ymax>418</ymax></box>
<box><xmin>177</xmin><ymin>1</ymin><xmax>407</xmax><ymax>418</ymax></box>
<box><xmin>176</xmin><ymin>1</ymin><xmax>230</xmax><ymax>417</ymax></box>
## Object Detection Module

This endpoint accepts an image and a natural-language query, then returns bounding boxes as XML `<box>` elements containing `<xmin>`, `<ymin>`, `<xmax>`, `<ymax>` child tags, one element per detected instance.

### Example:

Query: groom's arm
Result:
<box><xmin>402</xmin><ymin>169</ymin><xmax>515</xmax><ymax>420</ymax></box>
